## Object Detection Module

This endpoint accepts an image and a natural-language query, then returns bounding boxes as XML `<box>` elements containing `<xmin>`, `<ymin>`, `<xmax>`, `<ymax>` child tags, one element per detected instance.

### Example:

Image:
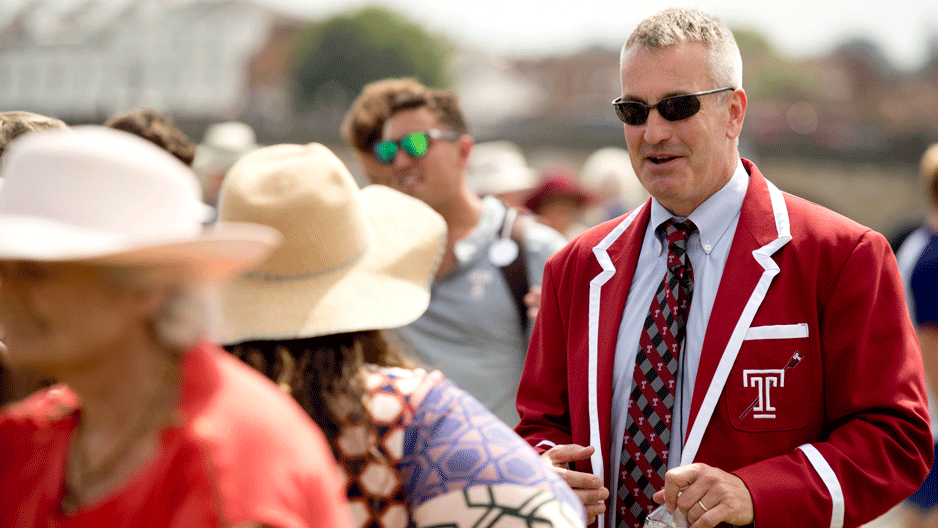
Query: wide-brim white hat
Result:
<box><xmin>217</xmin><ymin>142</ymin><xmax>446</xmax><ymax>344</ymax></box>
<box><xmin>467</xmin><ymin>140</ymin><xmax>537</xmax><ymax>196</ymax></box>
<box><xmin>0</xmin><ymin>126</ymin><xmax>280</xmax><ymax>280</ymax></box>
<box><xmin>192</xmin><ymin>121</ymin><xmax>260</xmax><ymax>174</ymax></box>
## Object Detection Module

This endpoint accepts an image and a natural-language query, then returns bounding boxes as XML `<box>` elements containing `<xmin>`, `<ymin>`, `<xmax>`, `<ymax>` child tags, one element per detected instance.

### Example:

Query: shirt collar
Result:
<box><xmin>649</xmin><ymin>159</ymin><xmax>749</xmax><ymax>255</ymax></box>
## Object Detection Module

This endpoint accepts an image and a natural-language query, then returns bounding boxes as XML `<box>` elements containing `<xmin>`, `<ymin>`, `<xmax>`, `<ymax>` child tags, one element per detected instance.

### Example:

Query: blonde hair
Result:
<box><xmin>621</xmin><ymin>8</ymin><xmax>743</xmax><ymax>90</ymax></box>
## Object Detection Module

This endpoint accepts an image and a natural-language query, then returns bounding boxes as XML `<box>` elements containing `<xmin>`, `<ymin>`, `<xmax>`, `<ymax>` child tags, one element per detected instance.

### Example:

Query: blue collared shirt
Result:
<box><xmin>609</xmin><ymin>160</ymin><xmax>749</xmax><ymax>523</ymax></box>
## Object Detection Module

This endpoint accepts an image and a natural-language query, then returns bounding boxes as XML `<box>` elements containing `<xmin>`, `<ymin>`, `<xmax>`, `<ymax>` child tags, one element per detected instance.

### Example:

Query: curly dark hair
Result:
<box><xmin>105</xmin><ymin>107</ymin><xmax>195</xmax><ymax>166</ymax></box>
<box><xmin>224</xmin><ymin>330</ymin><xmax>413</xmax><ymax>457</ymax></box>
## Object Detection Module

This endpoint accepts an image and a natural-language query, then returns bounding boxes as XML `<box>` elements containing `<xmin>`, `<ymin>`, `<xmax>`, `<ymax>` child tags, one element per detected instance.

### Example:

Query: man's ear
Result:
<box><xmin>726</xmin><ymin>88</ymin><xmax>747</xmax><ymax>140</ymax></box>
<box><xmin>458</xmin><ymin>134</ymin><xmax>474</xmax><ymax>161</ymax></box>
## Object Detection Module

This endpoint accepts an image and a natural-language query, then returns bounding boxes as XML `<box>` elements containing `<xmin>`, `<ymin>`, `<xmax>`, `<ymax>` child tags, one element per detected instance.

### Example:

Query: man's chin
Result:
<box><xmin>394</xmin><ymin>183</ymin><xmax>421</xmax><ymax>198</ymax></box>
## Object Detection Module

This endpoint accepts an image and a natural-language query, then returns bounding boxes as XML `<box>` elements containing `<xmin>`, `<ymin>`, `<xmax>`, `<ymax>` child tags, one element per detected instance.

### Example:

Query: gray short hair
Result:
<box><xmin>152</xmin><ymin>284</ymin><xmax>217</xmax><ymax>350</ymax></box>
<box><xmin>621</xmin><ymin>8</ymin><xmax>743</xmax><ymax>90</ymax></box>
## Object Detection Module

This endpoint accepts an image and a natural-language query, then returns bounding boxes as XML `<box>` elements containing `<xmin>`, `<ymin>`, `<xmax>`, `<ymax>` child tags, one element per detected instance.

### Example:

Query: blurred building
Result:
<box><xmin>454</xmin><ymin>45</ymin><xmax>545</xmax><ymax>139</ymax></box>
<box><xmin>504</xmin><ymin>47</ymin><xmax>622</xmax><ymax>149</ymax></box>
<box><xmin>0</xmin><ymin>0</ymin><xmax>300</xmax><ymax>124</ymax></box>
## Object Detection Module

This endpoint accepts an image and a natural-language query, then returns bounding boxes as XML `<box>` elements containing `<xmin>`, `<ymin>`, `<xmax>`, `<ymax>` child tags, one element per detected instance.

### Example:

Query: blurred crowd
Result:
<box><xmin>0</xmin><ymin>76</ymin><xmax>603</xmax><ymax>527</ymax></box>
<box><xmin>0</xmin><ymin>7</ymin><xmax>935</xmax><ymax>528</ymax></box>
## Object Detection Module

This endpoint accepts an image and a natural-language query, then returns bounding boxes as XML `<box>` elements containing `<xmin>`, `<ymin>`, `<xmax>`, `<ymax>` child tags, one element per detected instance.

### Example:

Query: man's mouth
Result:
<box><xmin>398</xmin><ymin>172</ymin><xmax>421</xmax><ymax>190</ymax></box>
<box><xmin>648</xmin><ymin>156</ymin><xmax>679</xmax><ymax>165</ymax></box>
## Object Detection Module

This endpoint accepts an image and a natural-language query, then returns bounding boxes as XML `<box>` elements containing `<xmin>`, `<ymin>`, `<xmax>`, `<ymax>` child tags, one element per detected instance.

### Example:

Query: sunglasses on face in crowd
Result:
<box><xmin>372</xmin><ymin>129</ymin><xmax>461</xmax><ymax>164</ymax></box>
<box><xmin>611</xmin><ymin>87</ymin><xmax>735</xmax><ymax>126</ymax></box>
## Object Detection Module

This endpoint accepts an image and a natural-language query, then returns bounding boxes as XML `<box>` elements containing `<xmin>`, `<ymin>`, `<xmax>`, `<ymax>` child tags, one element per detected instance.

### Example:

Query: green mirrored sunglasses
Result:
<box><xmin>373</xmin><ymin>129</ymin><xmax>460</xmax><ymax>164</ymax></box>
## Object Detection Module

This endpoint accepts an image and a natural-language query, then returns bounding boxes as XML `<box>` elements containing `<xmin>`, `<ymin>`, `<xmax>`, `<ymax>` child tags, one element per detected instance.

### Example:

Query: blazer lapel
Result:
<box><xmin>587</xmin><ymin>200</ymin><xmax>650</xmax><ymax>508</ymax></box>
<box><xmin>683</xmin><ymin>161</ymin><xmax>792</xmax><ymax>463</ymax></box>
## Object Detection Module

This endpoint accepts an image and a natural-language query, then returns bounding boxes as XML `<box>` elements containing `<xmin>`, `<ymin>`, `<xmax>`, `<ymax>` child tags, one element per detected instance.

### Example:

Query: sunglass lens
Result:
<box><xmin>373</xmin><ymin>141</ymin><xmax>397</xmax><ymax>164</ymax></box>
<box><xmin>659</xmin><ymin>94</ymin><xmax>701</xmax><ymax>121</ymax></box>
<box><xmin>401</xmin><ymin>132</ymin><xmax>430</xmax><ymax>158</ymax></box>
<box><xmin>615</xmin><ymin>102</ymin><xmax>649</xmax><ymax>125</ymax></box>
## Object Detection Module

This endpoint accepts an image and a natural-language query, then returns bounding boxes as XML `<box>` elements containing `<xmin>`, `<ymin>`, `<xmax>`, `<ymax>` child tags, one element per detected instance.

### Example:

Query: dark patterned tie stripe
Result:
<box><xmin>617</xmin><ymin>219</ymin><xmax>696</xmax><ymax>528</ymax></box>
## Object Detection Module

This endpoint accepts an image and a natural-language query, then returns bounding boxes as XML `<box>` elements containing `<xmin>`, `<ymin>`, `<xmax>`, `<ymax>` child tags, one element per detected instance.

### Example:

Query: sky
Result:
<box><xmin>272</xmin><ymin>0</ymin><xmax>938</xmax><ymax>70</ymax></box>
<box><xmin>3</xmin><ymin>0</ymin><xmax>938</xmax><ymax>70</ymax></box>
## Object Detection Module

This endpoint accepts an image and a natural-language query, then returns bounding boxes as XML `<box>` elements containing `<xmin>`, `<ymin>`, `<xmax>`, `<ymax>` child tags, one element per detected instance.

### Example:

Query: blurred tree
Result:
<box><xmin>732</xmin><ymin>27</ymin><xmax>813</xmax><ymax>98</ymax></box>
<box><xmin>291</xmin><ymin>7</ymin><xmax>451</xmax><ymax>110</ymax></box>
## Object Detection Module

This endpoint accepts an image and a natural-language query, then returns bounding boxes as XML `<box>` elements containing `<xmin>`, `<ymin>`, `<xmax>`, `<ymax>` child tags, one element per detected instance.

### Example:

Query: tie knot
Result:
<box><xmin>656</xmin><ymin>219</ymin><xmax>697</xmax><ymax>250</ymax></box>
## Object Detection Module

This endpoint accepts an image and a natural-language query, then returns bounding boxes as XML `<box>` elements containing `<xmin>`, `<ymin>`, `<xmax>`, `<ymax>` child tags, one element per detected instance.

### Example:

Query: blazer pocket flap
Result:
<box><xmin>744</xmin><ymin>323</ymin><xmax>809</xmax><ymax>341</ymax></box>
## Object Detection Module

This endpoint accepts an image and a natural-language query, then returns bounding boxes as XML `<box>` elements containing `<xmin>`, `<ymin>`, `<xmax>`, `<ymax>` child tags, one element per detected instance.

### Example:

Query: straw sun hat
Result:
<box><xmin>217</xmin><ymin>142</ymin><xmax>446</xmax><ymax>345</ymax></box>
<box><xmin>0</xmin><ymin>126</ymin><xmax>279</xmax><ymax>280</ymax></box>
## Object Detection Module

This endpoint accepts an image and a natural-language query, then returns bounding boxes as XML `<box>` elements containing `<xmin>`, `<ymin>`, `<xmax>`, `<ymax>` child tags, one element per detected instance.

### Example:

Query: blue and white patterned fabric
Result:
<box><xmin>399</xmin><ymin>374</ymin><xmax>584</xmax><ymax>527</ymax></box>
<box><xmin>338</xmin><ymin>367</ymin><xmax>584</xmax><ymax>528</ymax></box>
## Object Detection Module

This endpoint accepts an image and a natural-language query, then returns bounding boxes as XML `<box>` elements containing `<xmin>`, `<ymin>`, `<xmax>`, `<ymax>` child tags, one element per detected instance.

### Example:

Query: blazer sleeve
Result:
<box><xmin>515</xmin><ymin>253</ymin><xmax>574</xmax><ymax>453</ymax></box>
<box><xmin>733</xmin><ymin>230</ymin><xmax>933</xmax><ymax>528</ymax></box>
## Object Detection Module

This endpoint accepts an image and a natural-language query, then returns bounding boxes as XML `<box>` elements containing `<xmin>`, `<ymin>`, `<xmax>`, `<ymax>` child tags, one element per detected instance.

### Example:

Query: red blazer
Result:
<box><xmin>516</xmin><ymin>160</ymin><xmax>932</xmax><ymax>528</ymax></box>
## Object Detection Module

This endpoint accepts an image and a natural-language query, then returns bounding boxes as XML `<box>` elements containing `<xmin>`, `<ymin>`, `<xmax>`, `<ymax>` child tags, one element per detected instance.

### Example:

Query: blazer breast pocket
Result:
<box><xmin>725</xmin><ymin>324</ymin><xmax>812</xmax><ymax>432</ymax></box>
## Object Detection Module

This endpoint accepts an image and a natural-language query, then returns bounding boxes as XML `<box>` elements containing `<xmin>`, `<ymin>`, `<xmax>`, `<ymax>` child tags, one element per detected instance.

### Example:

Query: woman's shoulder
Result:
<box><xmin>1</xmin><ymin>384</ymin><xmax>78</xmax><ymax>427</ymax></box>
<box><xmin>175</xmin><ymin>344</ymin><xmax>342</xmax><ymax>487</ymax></box>
<box><xmin>0</xmin><ymin>384</ymin><xmax>77</xmax><ymax>478</ymax></box>
<box><xmin>171</xmin><ymin>347</ymin><xmax>349</xmax><ymax>527</ymax></box>
<box><xmin>362</xmin><ymin>365</ymin><xmax>446</xmax><ymax>412</ymax></box>
<box><xmin>394</xmin><ymin>373</ymin><xmax>587</xmax><ymax>526</ymax></box>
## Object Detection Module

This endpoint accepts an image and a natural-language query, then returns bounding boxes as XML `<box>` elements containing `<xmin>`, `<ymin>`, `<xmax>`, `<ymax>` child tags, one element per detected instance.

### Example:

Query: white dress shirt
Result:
<box><xmin>609</xmin><ymin>160</ymin><xmax>749</xmax><ymax>527</ymax></box>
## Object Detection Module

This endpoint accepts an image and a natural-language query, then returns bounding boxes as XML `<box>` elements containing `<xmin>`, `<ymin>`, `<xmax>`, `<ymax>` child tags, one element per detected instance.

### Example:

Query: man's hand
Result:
<box><xmin>541</xmin><ymin>443</ymin><xmax>609</xmax><ymax>525</ymax></box>
<box><xmin>524</xmin><ymin>285</ymin><xmax>541</xmax><ymax>320</ymax></box>
<box><xmin>652</xmin><ymin>463</ymin><xmax>753</xmax><ymax>528</ymax></box>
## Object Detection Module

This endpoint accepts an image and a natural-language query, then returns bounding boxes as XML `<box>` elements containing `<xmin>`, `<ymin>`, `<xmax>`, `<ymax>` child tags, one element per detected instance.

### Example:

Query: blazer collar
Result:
<box><xmin>588</xmin><ymin>159</ymin><xmax>794</xmax><ymax>469</ymax></box>
<box><xmin>682</xmin><ymin>159</ymin><xmax>793</xmax><ymax>463</ymax></box>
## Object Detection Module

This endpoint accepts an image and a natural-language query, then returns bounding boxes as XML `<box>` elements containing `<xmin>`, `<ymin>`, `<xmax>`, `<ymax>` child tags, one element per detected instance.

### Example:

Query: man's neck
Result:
<box><xmin>432</xmin><ymin>184</ymin><xmax>484</xmax><ymax>279</ymax></box>
<box><xmin>438</xmin><ymin>184</ymin><xmax>484</xmax><ymax>241</ymax></box>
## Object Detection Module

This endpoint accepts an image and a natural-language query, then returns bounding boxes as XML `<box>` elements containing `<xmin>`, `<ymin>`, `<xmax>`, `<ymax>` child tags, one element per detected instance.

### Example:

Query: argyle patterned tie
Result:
<box><xmin>616</xmin><ymin>219</ymin><xmax>696</xmax><ymax>528</ymax></box>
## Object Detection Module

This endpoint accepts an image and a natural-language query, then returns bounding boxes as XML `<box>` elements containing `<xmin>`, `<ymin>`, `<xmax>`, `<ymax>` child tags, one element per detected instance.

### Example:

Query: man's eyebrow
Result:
<box><xmin>620</xmin><ymin>93</ymin><xmax>647</xmax><ymax>103</ymax></box>
<box><xmin>620</xmin><ymin>91</ymin><xmax>693</xmax><ymax>104</ymax></box>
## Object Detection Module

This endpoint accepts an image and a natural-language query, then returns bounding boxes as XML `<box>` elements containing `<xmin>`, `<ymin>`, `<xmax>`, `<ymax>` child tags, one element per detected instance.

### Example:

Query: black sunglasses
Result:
<box><xmin>612</xmin><ymin>87</ymin><xmax>735</xmax><ymax>125</ymax></box>
<box><xmin>372</xmin><ymin>129</ymin><xmax>460</xmax><ymax>164</ymax></box>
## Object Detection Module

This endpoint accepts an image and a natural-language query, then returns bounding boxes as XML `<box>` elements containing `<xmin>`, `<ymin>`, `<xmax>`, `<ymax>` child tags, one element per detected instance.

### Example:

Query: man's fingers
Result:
<box><xmin>584</xmin><ymin>501</ymin><xmax>606</xmax><ymax>525</ymax></box>
<box><xmin>663</xmin><ymin>464</ymin><xmax>753</xmax><ymax>528</ymax></box>
<box><xmin>543</xmin><ymin>443</ymin><xmax>595</xmax><ymax>466</ymax></box>
<box><xmin>571</xmin><ymin>483</ymin><xmax>609</xmax><ymax>503</ymax></box>
<box><xmin>662</xmin><ymin>463</ymin><xmax>707</xmax><ymax>509</ymax></box>
<box><xmin>555</xmin><ymin>466</ymin><xmax>605</xmax><ymax>491</ymax></box>
<box><xmin>524</xmin><ymin>285</ymin><xmax>541</xmax><ymax>306</ymax></box>
<box><xmin>539</xmin><ymin>443</ymin><xmax>609</xmax><ymax>520</ymax></box>
<box><xmin>688</xmin><ymin>498</ymin><xmax>733</xmax><ymax>528</ymax></box>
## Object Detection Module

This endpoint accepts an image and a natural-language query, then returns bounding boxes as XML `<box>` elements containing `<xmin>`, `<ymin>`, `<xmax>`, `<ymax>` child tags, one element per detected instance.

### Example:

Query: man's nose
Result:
<box><xmin>642</xmin><ymin>108</ymin><xmax>674</xmax><ymax>145</ymax></box>
<box><xmin>392</xmin><ymin>148</ymin><xmax>414</xmax><ymax>169</ymax></box>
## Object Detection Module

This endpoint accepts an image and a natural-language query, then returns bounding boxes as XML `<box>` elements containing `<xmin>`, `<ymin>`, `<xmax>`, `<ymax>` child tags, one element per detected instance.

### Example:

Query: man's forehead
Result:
<box><xmin>382</xmin><ymin>106</ymin><xmax>437</xmax><ymax>139</ymax></box>
<box><xmin>620</xmin><ymin>43</ymin><xmax>710</xmax><ymax>98</ymax></box>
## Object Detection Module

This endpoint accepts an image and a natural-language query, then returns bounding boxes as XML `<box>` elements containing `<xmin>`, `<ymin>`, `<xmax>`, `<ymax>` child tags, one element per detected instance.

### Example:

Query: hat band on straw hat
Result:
<box><xmin>243</xmin><ymin>244</ymin><xmax>367</xmax><ymax>282</ymax></box>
